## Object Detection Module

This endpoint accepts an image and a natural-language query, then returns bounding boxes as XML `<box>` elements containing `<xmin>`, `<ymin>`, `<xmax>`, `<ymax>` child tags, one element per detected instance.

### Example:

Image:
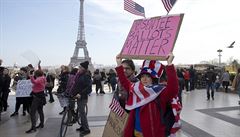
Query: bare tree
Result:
<box><xmin>226</xmin><ymin>56</ymin><xmax>234</xmax><ymax>65</ymax></box>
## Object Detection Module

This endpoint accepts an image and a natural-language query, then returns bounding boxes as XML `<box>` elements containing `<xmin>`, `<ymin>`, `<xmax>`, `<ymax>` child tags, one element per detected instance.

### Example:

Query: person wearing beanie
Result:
<box><xmin>115</xmin><ymin>53</ymin><xmax>180</xmax><ymax>137</ymax></box>
<box><xmin>80</xmin><ymin>61</ymin><xmax>89</xmax><ymax>70</ymax></box>
<box><xmin>70</xmin><ymin>61</ymin><xmax>92</xmax><ymax>136</ymax></box>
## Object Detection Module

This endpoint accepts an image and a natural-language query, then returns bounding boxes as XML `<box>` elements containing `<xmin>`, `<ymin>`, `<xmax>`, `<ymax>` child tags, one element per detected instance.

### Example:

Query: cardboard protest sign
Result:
<box><xmin>121</xmin><ymin>14</ymin><xmax>184</xmax><ymax>60</ymax></box>
<box><xmin>15</xmin><ymin>80</ymin><xmax>32</xmax><ymax>97</ymax></box>
<box><xmin>102</xmin><ymin>111</ymin><xmax>128</xmax><ymax>137</ymax></box>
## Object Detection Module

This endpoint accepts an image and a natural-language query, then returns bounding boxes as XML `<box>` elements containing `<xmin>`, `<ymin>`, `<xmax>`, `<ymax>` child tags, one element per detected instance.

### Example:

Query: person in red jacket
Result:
<box><xmin>115</xmin><ymin>53</ymin><xmax>179</xmax><ymax>137</ymax></box>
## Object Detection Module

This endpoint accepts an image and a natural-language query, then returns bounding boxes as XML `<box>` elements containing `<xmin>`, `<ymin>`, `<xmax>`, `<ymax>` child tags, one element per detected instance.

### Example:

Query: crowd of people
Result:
<box><xmin>0</xmin><ymin>59</ymin><xmax>93</xmax><ymax>136</ymax></box>
<box><xmin>1</xmin><ymin>57</ymin><xmax>240</xmax><ymax>136</ymax></box>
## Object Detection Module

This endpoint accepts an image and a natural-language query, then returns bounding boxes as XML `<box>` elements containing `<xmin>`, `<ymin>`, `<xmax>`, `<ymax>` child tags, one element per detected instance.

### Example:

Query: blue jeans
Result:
<box><xmin>206</xmin><ymin>83</ymin><xmax>214</xmax><ymax>100</ymax></box>
<box><xmin>77</xmin><ymin>98</ymin><xmax>89</xmax><ymax>130</ymax></box>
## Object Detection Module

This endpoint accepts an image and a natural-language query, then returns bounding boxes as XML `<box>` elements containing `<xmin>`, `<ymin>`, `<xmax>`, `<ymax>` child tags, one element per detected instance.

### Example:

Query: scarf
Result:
<box><xmin>125</xmin><ymin>81</ymin><xmax>165</xmax><ymax>110</ymax></box>
<box><xmin>170</xmin><ymin>97</ymin><xmax>182</xmax><ymax>137</ymax></box>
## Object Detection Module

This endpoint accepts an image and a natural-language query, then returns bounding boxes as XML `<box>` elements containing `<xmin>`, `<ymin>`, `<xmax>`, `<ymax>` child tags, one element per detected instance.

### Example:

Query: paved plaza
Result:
<box><xmin>0</xmin><ymin>86</ymin><xmax>240</xmax><ymax>137</ymax></box>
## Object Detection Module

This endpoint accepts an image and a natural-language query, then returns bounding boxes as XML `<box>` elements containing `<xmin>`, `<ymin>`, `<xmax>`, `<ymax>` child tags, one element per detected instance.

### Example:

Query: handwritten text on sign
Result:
<box><xmin>102</xmin><ymin>111</ymin><xmax>128</xmax><ymax>137</ymax></box>
<box><xmin>121</xmin><ymin>14</ymin><xmax>184</xmax><ymax>60</ymax></box>
<box><xmin>16</xmin><ymin>80</ymin><xmax>32</xmax><ymax>97</ymax></box>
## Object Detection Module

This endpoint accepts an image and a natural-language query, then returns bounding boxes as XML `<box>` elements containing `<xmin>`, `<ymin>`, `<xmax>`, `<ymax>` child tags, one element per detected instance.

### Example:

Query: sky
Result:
<box><xmin>0</xmin><ymin>0</ymin><xmax>240</xmax><ymax>67</ymax></box>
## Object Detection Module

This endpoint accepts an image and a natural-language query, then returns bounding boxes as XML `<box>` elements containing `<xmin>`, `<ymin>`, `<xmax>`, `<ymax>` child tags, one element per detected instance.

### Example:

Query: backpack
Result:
<box><xmin>155</xmin><ymin>96</ymin><xmax>181</xmax><ymax>137</ymax></box>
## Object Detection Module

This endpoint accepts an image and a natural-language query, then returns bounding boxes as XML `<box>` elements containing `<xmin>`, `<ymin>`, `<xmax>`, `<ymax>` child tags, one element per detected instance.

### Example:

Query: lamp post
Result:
<box><xmin>217</xmin><ymin>49</ymin><xmax>223</xmax><ymax>66</ymax></box>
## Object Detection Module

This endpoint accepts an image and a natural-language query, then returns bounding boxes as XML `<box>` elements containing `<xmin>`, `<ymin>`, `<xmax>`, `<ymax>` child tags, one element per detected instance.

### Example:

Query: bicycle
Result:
<box><xmin>59</xmin><ymin>96</ymin><xmax>88</xmax><ymax>137</ymax></box>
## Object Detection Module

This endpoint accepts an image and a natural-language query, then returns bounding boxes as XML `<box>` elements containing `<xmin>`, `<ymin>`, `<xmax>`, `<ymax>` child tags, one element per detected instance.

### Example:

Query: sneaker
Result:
<box><xmin>36</xmin><ymin>124</ymin><xmax>44</xmax><ymax>128</ymax></box>
<box><xmin>70</xmin><ymin>119</ymin><xmax>77</xmax><ymax>124</ymax></box>
<box><xmin>10</xmin><ymin>112</ymin><xmax>18</xmax><ymax>117</ymax></box>
<box><xmin>238</xmin><ymin>100</ymin><xmax>240</xmax><ymax>105</ymax></box>
<box><xmin>22</xmin><ymin>111</ymin><xmax>26</xmax><ymax>116</ymax></box>
<box><xmin>59</xmin><ymin>110</ymin><xmax>65</xmax><ymax>115</ymax></box>
<box><xmin>100</xmin><ymin>91</ymin><xmax>105</xmax><ymax>94</ymax></box>
<box><xmin>49</xmin><ymin>100</ymin><xmax>54</xmax><ymax>103</ymax></box>
<box><xmin>76</xmin><ymin>127</ymin><xmax>84</xmax><ymax>131</ymax></box>
<box><xmin>25</xmin><ymin>127</ymin><xmax>36</xmax><ymax>133</ymax></box>
<box><xmin>80</xmin><ymin>129</ymin><xmax>90</xmax><ymax>136</ymax></box>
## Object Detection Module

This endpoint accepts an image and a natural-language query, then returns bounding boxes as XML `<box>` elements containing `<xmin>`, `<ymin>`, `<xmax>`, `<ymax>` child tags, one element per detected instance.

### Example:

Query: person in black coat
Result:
<box><xmin>45</xmin><ymin>73</ymin><xmax>55</xmax><ymax>103</ymax></box>
<box><xmin>205</xmin><ymin>67</ymin><xmax>216</xmax><ymax>100</ymax></box>
<box><xmin>177</xmin><ymin>68</ymin><xmax>184</xmax><ymax>105</ymax></box>
<box><xmin>1</xmin><ymin>68</ymin><xmax>11</xmax><ymax>111</ymax></box>
<box><xmin>0</xmin><ymin>66</ymin><xmax>4</xmax><ymax>112</ymax></box>
<box><xmin>70</xmin><ymin>61</ymin><xmax>92</xmax><ymax>136</ymax></box>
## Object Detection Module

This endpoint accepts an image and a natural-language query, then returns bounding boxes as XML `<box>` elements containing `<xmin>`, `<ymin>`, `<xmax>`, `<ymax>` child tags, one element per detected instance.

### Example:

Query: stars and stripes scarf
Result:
<box><xmin>170</xmin><ymin>96</ymin><xmax>182</xmax><ymax>136</ymax></box>
<box><xmin>126</xmin><ymin>81</ymin><xmax>166</xmax><ymax>110</ymax></box>
<box><xmin>124</xmin><ymin>80</ymin><xmax>181</xmax><ymax>135</ymax></box>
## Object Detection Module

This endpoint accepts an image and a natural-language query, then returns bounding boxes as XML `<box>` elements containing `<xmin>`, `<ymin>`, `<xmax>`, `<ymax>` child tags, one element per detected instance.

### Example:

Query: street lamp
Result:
<box><xmin>217</xmin><ymin>49</ymin><xmax>223</xmax><ymax>66</ymax></box>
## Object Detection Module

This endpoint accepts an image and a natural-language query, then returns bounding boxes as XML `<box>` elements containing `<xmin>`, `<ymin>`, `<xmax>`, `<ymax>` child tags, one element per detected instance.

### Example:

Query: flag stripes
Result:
<box><xmin>124</xmin><ymin>0</ymin><xmax>145</xmax><ymax>17</ymax></box>
<box><xmin>170</xmin><ymin>97</ymin><xmax>182</xmax><ymax>135</ymax></box>
<box><xmin>109</xmin><ymin>97</ymin><xmax>124</xmax><ymax>117</ymax></box>
<box><xmin>126</xmin><ymin>82</ymin><xmax>165</xmax><ymax>110</ymax></box>
<box><xmin>162</xmin><ymin>0</ymin><xmax>177</xmax><ymax>13</ymax></box>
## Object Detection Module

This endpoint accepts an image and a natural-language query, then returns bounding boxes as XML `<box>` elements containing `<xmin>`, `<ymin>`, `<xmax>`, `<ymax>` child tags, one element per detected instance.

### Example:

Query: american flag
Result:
<box><xmin>109</xmin><ymin>96</ymin><xmax>125</xmax><ymax>117</ymax></box>
<box><xmin>126</xmin><ymin>82</ymin><xmax>165</xmax><ymax>110</ymax></box>
<box><xmin>162</xmin><ymin>0</ymin><xmax>177</xmax><ymax>13</ymax></box>
<box><xmin>124</xmin><ymin>0</ymin><xmax>145</xmax><ymax>17</ymax></box>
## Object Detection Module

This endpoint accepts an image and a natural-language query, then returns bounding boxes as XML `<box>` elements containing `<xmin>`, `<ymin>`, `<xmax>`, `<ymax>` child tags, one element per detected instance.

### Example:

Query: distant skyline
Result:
<box><xmin>0</xmin><ymin>0</ymin><xmax>240</xmax><ymax>68</ymax></box>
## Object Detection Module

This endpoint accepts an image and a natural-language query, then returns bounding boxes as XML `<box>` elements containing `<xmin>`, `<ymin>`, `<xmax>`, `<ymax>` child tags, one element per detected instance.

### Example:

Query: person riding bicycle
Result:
<box><xmin>70</xmin><ymin>61</ymin><xmax>92</xmax><ymax>136</ymax></box>
<box><xmin>63</xmin><ymin>68</ymin><xmax>79</xmax><ymax>125</ymax></box>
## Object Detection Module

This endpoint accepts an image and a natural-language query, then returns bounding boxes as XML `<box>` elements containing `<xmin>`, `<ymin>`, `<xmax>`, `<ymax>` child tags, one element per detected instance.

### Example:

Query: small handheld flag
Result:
<box><xmin>124</xmin><ymin>0</ymin><xmax>145</xmax><ymax>17</ymax></box>
<box><xmin>162</xmin><ymin>0</ymin><xmax>177</xmax><ymax>13</ymax></box>
<box><xmin>109</xmin><ymin>96</ymin><xmax>125</xmax><ymax>117</ymax></box>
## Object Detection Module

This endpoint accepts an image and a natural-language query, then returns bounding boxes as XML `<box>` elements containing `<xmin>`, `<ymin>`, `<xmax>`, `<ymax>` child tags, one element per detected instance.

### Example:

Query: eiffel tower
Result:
<box><xmin>69</xmin><ymin>0</ymin><xmax>93</xmax><ymax>71</ymax></box>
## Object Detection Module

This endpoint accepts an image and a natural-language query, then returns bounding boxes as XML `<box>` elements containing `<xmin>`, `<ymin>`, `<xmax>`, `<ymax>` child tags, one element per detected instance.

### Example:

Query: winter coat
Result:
<box><xmin>115</xmin><ymin>65</ymin><xmax>178</xmax><ymax>137</ymax></box>
<box><xmin>70</xmin><ymin>71</ymin><xmax>92</xmax><ymax>100</ymax></box>
<box><xmin>57</xmin><ymin>71</ymin><xmax>69</xmax><ymax>93</ymax></box>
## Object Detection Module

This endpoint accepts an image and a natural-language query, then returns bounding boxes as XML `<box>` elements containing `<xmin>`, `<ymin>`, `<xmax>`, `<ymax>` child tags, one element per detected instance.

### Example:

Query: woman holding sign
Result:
<box><xmin>10</xmin><ymin>67</ymin><xmax>31</xmax><ymax>117</ymax></box>
<box><xmin>115</xmin><ymin>53</ymin><xmax>180</xmax><ymax>137</ymax></box>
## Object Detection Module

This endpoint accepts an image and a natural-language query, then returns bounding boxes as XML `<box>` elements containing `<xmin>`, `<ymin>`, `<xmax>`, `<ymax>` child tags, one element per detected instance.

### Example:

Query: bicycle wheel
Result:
<box><xmin>77</xmin><ymin>105</ymin><xmax>88</xmax><ymax>125</ymax></box>
<box><xmin>59</xmin><ymin>110</ymin><xmax>69</xmax><ymax>137</ymax></box>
